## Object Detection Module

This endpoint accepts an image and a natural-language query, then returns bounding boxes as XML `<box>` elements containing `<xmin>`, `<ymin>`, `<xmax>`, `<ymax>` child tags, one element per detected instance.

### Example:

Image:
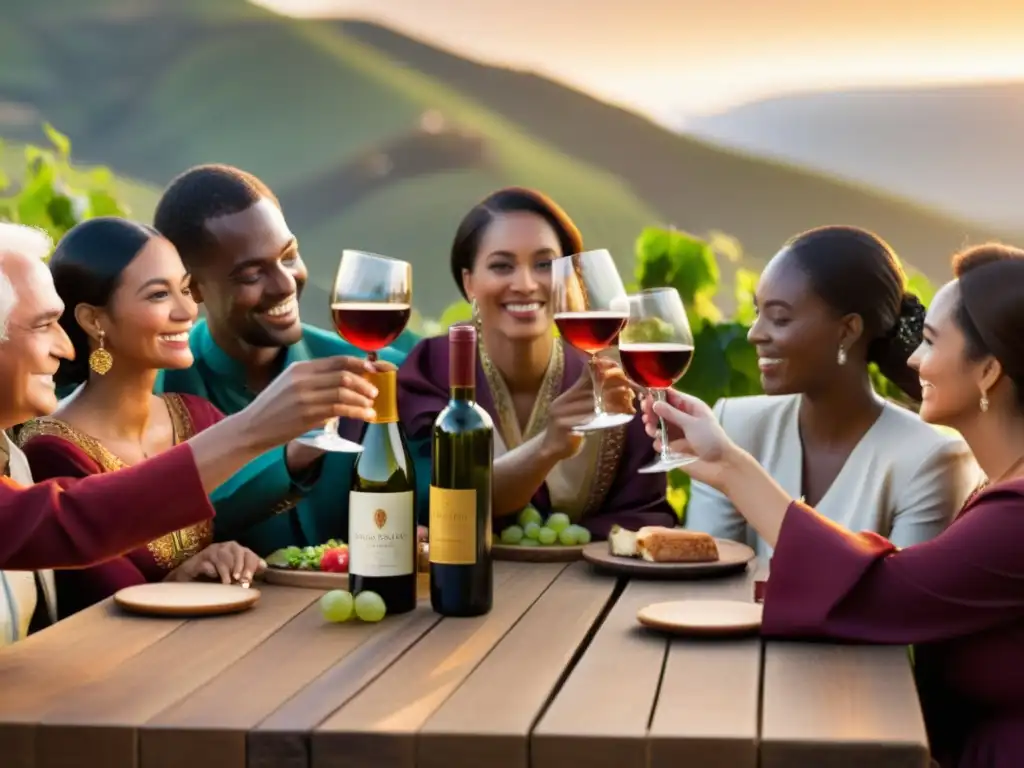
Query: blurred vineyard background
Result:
<box><xmin>0</xmin><ymin>125</ymin><xmax>937</xmax><ymax>516</ymax></box>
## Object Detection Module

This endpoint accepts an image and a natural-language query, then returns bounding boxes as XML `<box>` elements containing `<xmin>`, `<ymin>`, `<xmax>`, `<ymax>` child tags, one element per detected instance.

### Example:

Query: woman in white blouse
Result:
<box><xmin>686</xmin><ymin>226</ymin><xmax>981</xmax><ymax>556</ymax></box>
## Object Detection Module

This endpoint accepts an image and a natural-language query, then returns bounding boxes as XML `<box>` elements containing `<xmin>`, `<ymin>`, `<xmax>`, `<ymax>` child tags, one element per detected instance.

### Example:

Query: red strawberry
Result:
<box><xmin>320</xmin><ymin>547</ymin><xmax>349</xmax><ymax>573</ymax></box>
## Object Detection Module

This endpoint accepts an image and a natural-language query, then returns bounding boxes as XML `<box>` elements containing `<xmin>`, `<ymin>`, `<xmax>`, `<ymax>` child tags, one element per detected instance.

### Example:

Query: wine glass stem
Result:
<box><xmin>587</xmin><ymin>354</ymin><xmax>605</xmax><ymax>415</ymax></box>
<box><xmin>367</xmin><ymin>351</ymin><xmax>378</xmax><ymax>363</ymax></box>
<box><xmin>653</xmin><ymin>388</ymin><xmax>672</xmax><ymax>462</ymax></box>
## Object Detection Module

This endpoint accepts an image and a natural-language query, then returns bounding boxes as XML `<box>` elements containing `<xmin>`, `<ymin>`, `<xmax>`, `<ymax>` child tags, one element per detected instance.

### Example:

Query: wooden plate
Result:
<box><xmin>581</xmin><ymin>538</ymin><xmax>754</xmax><ymax>578</ymax></box>
<box><xmin>263</xmin><ymin>568</ymin><xmax>350</xmax><ymax>589</ymax></box>
<box><xmin>263</xmin><ymin>569</ymin><xmax>432</xmax><ymax>598</ymax></box>
<box><xmin>637</xmin><ymin>599</ymin><xmax>763</xmax><ymax>637</ymax></box>
<box><xmin>113</xmin><ymin>582</ymin><xmax>260</xmax><ymax>617</ymax></box>
<box><xmin>491</xmin><ymin>543</ymin><xmax>585</xmax><ymax>562</ymax></box>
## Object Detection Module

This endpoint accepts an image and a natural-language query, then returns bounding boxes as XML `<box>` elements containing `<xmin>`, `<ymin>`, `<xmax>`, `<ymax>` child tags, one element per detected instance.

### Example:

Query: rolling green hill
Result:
<box><xmin>1</xmin><ymin>0</ymin><xmax>1017</xmax><ymax>324</ymax></box>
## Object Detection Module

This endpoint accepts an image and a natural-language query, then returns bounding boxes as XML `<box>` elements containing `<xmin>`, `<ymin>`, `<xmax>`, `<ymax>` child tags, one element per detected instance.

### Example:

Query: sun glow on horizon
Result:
<box><xmin>252</xmin><ymin>0</ymin><xmax>1024</xmax><ymax>119</ymax></box>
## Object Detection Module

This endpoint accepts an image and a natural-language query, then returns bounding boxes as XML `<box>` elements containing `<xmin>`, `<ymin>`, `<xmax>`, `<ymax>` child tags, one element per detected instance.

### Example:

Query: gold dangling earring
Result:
<box><xmin>470</xmin><ymin>298</ymin><xmax>482</xmax><ymax>332</ymax></box>
<box><xmin>836</xmin><ymin>344</ymin><xmax>847</xmax><ymax>366</ymax></box>
<box><xmin>980</xmin><ymin>390</ymin><xmax>989</xmax><ymax>413</ymax></box>
<box><xmin>89</xmin><ymin>330</ymin><xmax>113</xmax><ymax>375</ymax></box>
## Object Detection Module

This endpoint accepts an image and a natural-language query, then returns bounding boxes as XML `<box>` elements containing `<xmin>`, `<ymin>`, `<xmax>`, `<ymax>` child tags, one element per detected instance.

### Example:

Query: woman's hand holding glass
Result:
<box><xmin>542</xmin><ymin>357</ymin><xmax>636</xmax><ymax>460</ymax></box>
<box><xmin>640</xmin><ymin>388</ymin><xmax>740</xmax><ymax>492</ymax></box>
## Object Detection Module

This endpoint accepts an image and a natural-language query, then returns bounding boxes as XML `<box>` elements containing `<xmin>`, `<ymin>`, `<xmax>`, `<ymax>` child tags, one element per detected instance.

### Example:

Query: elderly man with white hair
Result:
<box><xmin>0</xmin><ymin>221</ymin><xmax>380</xmax><ymax>644</ymax></box>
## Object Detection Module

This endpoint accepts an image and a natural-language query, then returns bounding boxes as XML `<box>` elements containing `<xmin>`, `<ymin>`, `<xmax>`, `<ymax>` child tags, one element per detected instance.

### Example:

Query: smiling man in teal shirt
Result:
<box><xmin>152</xmin><ymin>164</ymin><xmax>409</xmax><ymax>555</ymax></box>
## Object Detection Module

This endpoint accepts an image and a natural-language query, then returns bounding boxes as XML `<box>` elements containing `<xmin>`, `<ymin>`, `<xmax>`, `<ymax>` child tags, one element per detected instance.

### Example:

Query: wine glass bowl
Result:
<box><xmin>618</xmin><ymin>288</ymin><xmax>697</xmax><ymax>474</ymax></box>
<box><xmin>551</xmin><ymin>249</ymin><xmax>634</xmax><ymax>433</ymax></box>
<box><xmin>331</xmin><ymin>250</ymin><xmax>413</xmax><ymax>362</ymax></box>
<box><xmin>295</xmin><ymin>249</ymin><xmax>412</xmax><ymax>453</ymax></box>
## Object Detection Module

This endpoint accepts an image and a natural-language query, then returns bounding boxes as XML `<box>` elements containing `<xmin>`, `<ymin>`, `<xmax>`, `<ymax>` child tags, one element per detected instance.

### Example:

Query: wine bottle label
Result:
<box><xmin>348</xmin><ymin>491</ymin><xmax>415</xmax><ymax>577</ymax></box>
<box><xmin>428</xmin><ymin>486</ymin><xmax>477</xmax><ymax>564</ymax></box>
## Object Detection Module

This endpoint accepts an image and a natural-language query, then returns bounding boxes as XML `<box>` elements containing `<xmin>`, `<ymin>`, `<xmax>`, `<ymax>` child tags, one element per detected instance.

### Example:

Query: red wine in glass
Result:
<box><xmin>619</xmin><ymin>343</ymin><xmax>694</xmax><ymax>390</ymax></box>
<box><xmin>295</xmin><ymin>250</ymin><xmax>412</xmax><ymax>453</ymax></box>
<box><xmin>332</xmin><ymin>302</ymin><xmax>412</xmax><ymax>354</ymax></box>
<box><xmin>554</xmin><ymin>311</ymin><xmax>627</xmax><ymax>354</ymax></box>
<box><xmin>619</xmin><ymin>288</ymin><xmax>698</xmax><ymax>474</ymax></box>
<box><xmin>550</xmin><ymin>249</ymin><xmax>635</xmax><ymax>433</ymax></box>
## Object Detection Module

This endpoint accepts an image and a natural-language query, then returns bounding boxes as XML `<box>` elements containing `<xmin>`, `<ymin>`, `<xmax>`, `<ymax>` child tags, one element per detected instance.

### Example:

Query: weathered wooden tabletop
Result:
<box><xmin>0</xmin><ymin>559</ymin><xmax>930</xmax><ymax>768</ymax></box>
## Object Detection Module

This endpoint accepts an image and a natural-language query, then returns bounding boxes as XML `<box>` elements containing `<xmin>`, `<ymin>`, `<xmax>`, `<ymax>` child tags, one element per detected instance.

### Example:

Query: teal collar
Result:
<box><xmin>194</xmin><ymin>319</ymin><xmax>313</xmax><ymax>386</ymax></box>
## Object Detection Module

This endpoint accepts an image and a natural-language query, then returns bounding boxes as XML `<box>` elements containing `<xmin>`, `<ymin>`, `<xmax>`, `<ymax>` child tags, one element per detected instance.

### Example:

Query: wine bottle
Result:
<box><xmin>348</xmin><ymin>367</ymin><xmax>417</xmax><ymax>614</ymax></box>
<box><xmin>429</xmin><ymin>324</ymin><xmax>494</xmax><ymax>617</ymax></box>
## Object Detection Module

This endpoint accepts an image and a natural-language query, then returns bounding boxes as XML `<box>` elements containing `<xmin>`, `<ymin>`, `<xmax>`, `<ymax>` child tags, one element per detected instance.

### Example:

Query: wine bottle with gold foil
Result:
<box><xmin>429</xmin><ymin>324</ymin><xmax>494</xmax><ymax>617</ymax></box>
<box><xmin>348</xmin><ymin>367</ymin><xmax>417</xmax><ymax>614</ymax></box>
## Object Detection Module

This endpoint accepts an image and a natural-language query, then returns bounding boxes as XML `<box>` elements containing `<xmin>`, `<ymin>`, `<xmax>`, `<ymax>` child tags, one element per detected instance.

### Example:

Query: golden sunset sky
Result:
<box><xmin>253</xmin><ymin>0</ymin><xmax>1024</xmax><ymax>120</ymax></box>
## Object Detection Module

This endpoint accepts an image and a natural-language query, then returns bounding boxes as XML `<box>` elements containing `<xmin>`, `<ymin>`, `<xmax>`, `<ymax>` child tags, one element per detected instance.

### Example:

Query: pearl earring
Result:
<box><xmin>836</xmin><ymin>345</ymin><xmax>847</xmax><ymax>366</ymax></box>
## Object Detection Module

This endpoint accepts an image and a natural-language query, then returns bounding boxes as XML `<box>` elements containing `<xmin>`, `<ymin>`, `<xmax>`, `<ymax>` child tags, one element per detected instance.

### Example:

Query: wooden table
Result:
<box><xmin>0</xmin><ymin>559</ymin><xmax>931</xmax><ymax>768</ymax></box>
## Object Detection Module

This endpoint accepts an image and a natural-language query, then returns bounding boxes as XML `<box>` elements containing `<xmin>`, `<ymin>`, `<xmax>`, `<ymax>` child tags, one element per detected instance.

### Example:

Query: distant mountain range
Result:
<box><xmin>683</xmin><ymin>82</ymin><xmax>1024</xmax><ymax>233</ymax></box>
<box><xmin>0</xmin><ymin>0</ymin><xmax>1016</xmax><ymax>322</ymax></box>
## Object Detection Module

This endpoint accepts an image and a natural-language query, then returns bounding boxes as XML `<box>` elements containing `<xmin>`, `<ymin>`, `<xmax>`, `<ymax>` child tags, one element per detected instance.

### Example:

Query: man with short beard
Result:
<box><xmin>0</xmin><ymin>221</ymin><xmax>375</xmax><ymax>642</ymax></box>
<box><xmin>154</xmin><ymin>164</ymin><xmax>408</xmax><ymax>555</ymax></box>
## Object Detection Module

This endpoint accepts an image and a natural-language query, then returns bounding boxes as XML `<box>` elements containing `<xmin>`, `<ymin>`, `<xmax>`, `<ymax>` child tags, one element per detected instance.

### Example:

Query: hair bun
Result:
<box><xmin>894</xmin><ymin>292</ymin><xmax>926</xmax><ymax>345</ymax></box>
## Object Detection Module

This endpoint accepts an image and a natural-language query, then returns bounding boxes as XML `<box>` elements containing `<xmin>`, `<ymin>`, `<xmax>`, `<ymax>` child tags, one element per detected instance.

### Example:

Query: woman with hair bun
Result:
<box><xmin>644</xmin><ymin>242</ymin><xmax>1024</xmax><ymax>767</ymax></box>
<box><xmin>686</xmin><ymin>225</ymin><xmax>980</xmax><ymax>554</ymax></box>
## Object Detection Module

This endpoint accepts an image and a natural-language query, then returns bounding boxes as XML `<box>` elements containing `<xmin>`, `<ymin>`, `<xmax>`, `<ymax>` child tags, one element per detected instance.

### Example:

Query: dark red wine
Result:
<box><xmin>554</xmin><ymin>311</ymin><xmax>627</xmax><ymax>354</ymax></box>
<box><xmin>619</xmin><ymin>343</ymin><xmax>694</xmax><ymax>389</ymax></box>
<box><xmin>332</xmin><ymin>302</ymin><xmax>411</xmax><ymax>352</ymax></box>
<box><xmin>429</xmin><ymin>325</ymin><xmax>494</xmax><ymax>617</ymax></box>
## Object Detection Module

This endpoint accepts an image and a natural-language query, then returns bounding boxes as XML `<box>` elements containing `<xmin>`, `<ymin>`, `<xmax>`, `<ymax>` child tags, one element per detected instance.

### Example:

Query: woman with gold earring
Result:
<box><xmin>17</xmin><ymin>217</ymin><xmax>333</xmax><ymax>619</ymax></box>
<box><xmin>398</xmin><ymin>187</ymin><xmax>676</xmax><ymax>539</ymax></box>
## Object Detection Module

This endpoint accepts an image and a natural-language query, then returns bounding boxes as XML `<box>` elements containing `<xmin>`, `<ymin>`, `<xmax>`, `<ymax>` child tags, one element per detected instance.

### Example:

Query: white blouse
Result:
<box><xmin>686</xmin><ymin>394</ymin><xmax>983</xmax><ymax>558</ymax></box>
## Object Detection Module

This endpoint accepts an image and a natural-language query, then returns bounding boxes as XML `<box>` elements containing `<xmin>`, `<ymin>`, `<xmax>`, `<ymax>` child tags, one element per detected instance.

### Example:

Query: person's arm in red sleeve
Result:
<box><xmin>0</xmin><ymin>443</ymin><xmax>218</xmax><ymax>570</ymax></box>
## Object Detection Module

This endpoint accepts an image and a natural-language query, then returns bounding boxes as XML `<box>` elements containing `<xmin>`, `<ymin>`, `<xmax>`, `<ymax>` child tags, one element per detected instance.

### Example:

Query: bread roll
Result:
<box><xmin>635</xmin><ymin>527</ymin><xmax>719</xmax><ymax>563</ymax></box>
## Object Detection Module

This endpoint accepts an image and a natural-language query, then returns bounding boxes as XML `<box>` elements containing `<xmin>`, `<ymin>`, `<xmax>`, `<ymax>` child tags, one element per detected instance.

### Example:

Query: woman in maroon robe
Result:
<box><xmin>399</xmin><ymin>188</ymin><xmax>676</xmax><ymax>539</ymax></box>
<box><xmin>644</xmin><ymin>243</ymin><xmax>1024</xmax><ymax>768</ymax></box>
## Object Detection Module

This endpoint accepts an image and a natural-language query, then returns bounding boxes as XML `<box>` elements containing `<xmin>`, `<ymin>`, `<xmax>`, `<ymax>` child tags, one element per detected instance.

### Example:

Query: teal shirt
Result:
<box><xmin>155</xmin><ymin>319</ymin><xmax>409</xmax><ymax>556</ymax></box>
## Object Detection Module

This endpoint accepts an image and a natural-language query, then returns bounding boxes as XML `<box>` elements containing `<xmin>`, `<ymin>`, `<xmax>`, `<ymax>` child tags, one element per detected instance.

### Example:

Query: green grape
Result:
<box><xmin>519</xmin><ymin>538</ymin><xmax>540</xmax><ymax>547</ymax></box>
<box><xmin>546</xmin><ymin>513</ymin><xmax>571</xmax><ymax>534</ymax></box>
<box><xmin>523</xmin><ymin>522</ymin><xmax>541</xmax><ymax>540</ymax></box>
<box><xmin>558</xmin><ymin>527</ymin><xmax>579</xmax><ymax>546</ymax></box>
<box><xmin>500</xmin><ymin>525</ymin><xmax>525</xmax><ymax>544</ymax></box>
<box><xmin>537</xmin><ymin>526</ymin><xmax>557</xmax><ymax>545</ymax></box>
<box><xmin>518</xmin><ymin>506</ymin><xmax>543</xmax><ymax>528</ymax></box>
<box><xmin>265</xmin><ymin>548</ymin><xmax>291</xmax><ymax>568</ymax></box>
<box><xmin>570</xmin><ymin>525</ymin><xmax>592</xmax><ymax>545</ymax></box>
<box><xmin>320</xmin><ymin>590</ymin><xmax>354</xmax><ymax>623</ymax></box>
<box><xmin>354</xmin><ymin>591</ymin><xmax>387</xmax><ymax>622</ymax></box>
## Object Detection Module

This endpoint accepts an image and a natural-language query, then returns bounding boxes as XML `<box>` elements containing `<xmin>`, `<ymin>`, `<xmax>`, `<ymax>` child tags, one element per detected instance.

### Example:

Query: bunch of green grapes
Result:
<box><xmin>497</xmin><ymin>506</ymin><xmax>593</xmax><ymax>547</ymax></box>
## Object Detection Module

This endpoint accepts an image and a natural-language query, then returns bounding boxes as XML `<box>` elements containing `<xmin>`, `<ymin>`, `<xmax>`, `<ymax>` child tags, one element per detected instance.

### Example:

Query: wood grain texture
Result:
<box><xmin>141</xmin><ymin>597</ymin><xmax>389</xmax><ymax>768</ymax></box>
<box><xmin>417</xmin><ymin>562</ymin><xmax>620</xmax><ymax>768</ymax></box>
<box><xmin>0</xmin><ymin>600</ymin><xmax>185</xmax><ymax>768</ymax></box>
<box><xmin>312</xmin><ymin>562</ymin><xmax>566</xmax><ymax>768</ymax></box>
<box><xmin>648</xmin><ymin>568</ymin><xmax>761</xmax><ymax>768</ymax></box>
<box><xmin>760</xmin><ymin>643</ymin><xmax>930</xmax><ymax>768</ymax></box>
<box><xmin>531</xmin><ymin>577</ymin><xmax>677</xmax><ymax>768</ymax></box>
<box><xmin>35</xmin><ymin>586</ymin><xmax>318</xmax><ymax>768</ymax></box>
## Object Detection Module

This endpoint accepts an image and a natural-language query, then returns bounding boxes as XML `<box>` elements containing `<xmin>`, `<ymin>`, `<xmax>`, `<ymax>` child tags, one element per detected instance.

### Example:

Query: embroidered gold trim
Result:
<box><xmin>582</xmin><ymin>423</ymin><xmax>627</xmax><ymax>517</ymax></box>
<box><xmin>18</xmin><ymin>394</ymin><xmax>212</xmax><ymax>571</ymax></box>
<box><xmin>479</xmin><ymin>338</ymin><xmax>564</xmax><ymax>448</ymax></box>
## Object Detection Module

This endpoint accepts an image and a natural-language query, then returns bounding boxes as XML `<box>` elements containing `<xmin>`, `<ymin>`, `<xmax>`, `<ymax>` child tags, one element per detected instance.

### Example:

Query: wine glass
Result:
<box><xmin>294</xmin><ymin>249</ymin><xmax>413</xmax><ymax>453</ymax></box>
<box><xmin>617</xmin><ymin>288</ymin><xmax>697</xmax><ymax>473</ymax></box>
<box><xmin>551</xmin><ymin>249</ymin><xmax>634</xmax><ymax>433</ymax></box>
